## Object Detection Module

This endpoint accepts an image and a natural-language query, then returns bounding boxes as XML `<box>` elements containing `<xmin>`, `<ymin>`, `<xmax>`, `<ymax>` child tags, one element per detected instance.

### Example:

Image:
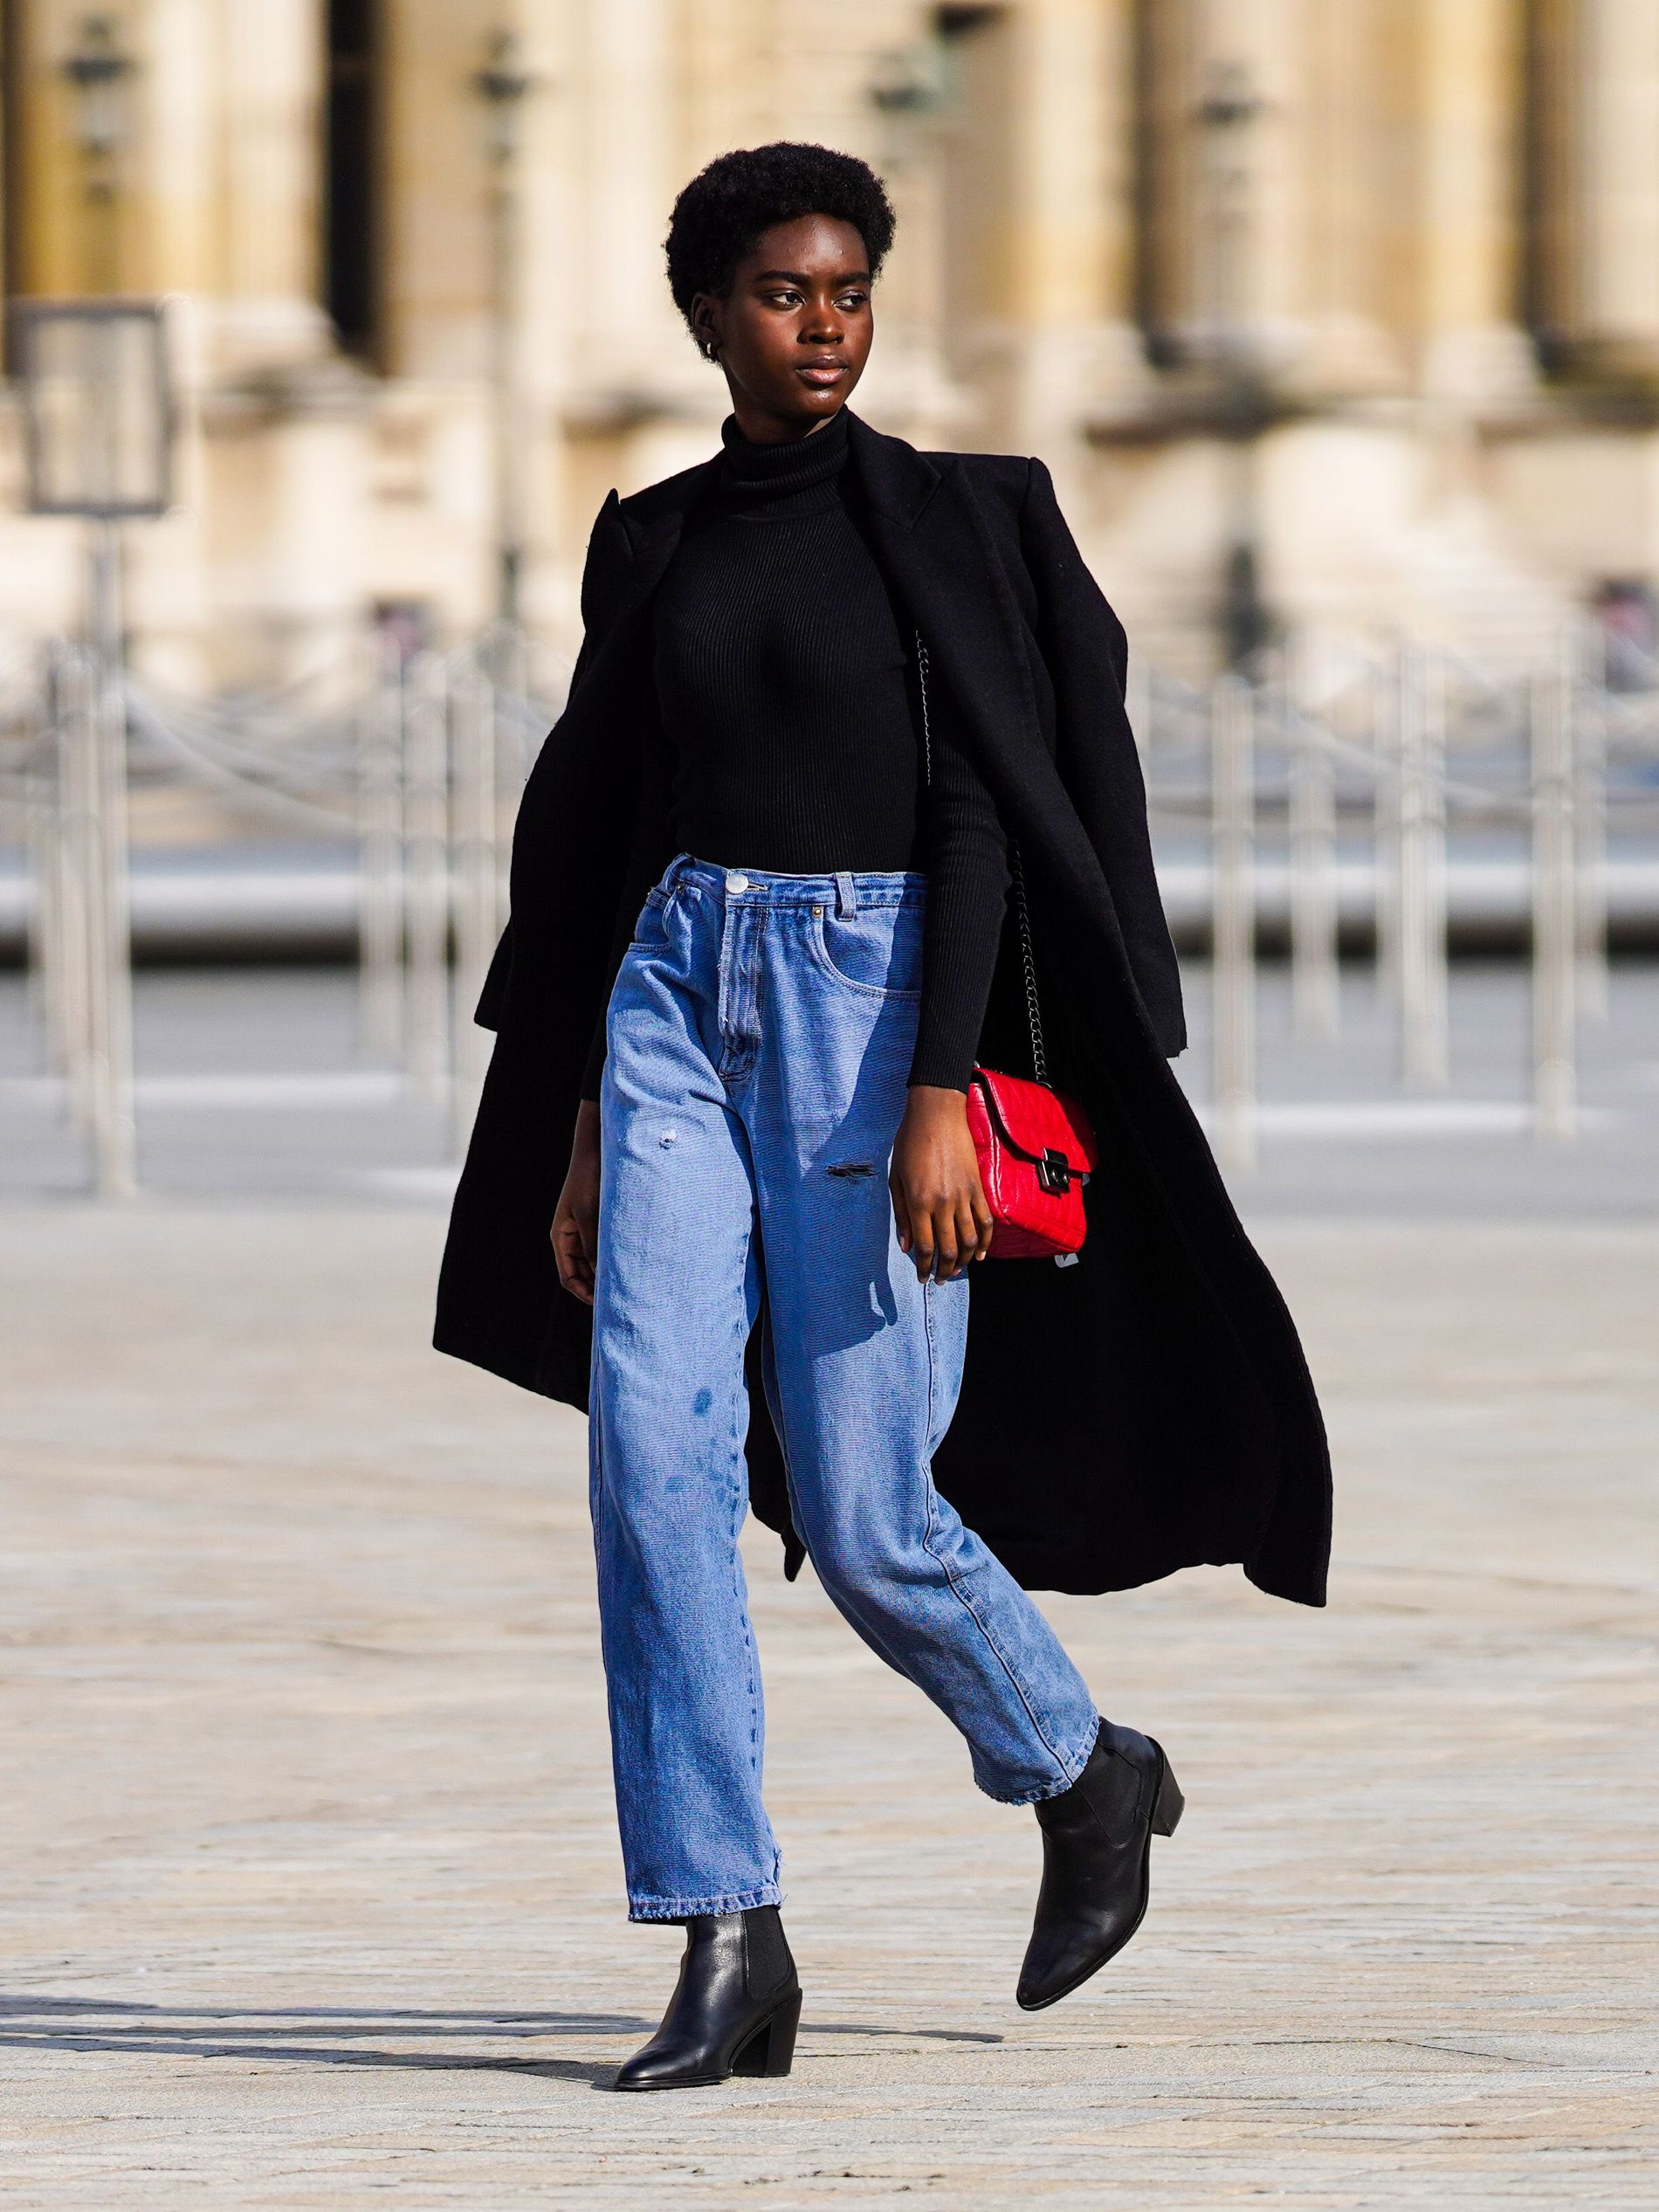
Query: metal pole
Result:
<box><xmin>1397</xmin><ymin>637</ymin><xmax>1449</xmax><ymax>1086</ymax></box>
<box><xmin>81</xmin><ymin>521</ymin><xmax>137</xmax><ymax>1196</ymax></box>
<box><xmin>50</xmin><ymin>643</ymin><xmax>96</xmax><ymax>1125</ymax></box>
<box><xmin>1531</xmin><ymin>637</ymin><xmax>1578</xmax><ymax>1143</ymax></box>
<box><xmin>449</xmin><ymin>652</ymin><xmax>499</xmax><ymax>1152</ymax></box>
<box><xmin>490</xmin><ymin>620</ymin><xmax>527</xmax><ymax>930</ymax></box>
<box><xmin>1210</xmin><ymin>672</ymin><xmax>1256</xmax><ymax>1172</ymax></box>
<box><xmin>1373</xmin><ymin>637</ymin><xmax>1404</xmax><ymax>1005</ymax></box>
<box><xmin>403</xmin><ymin>650</ymin><xmax>451</xmax><ymax>1104</ymax></box>
<box><xmin>1286</xmin><ymin>631</ymin><xmax>1340</xmax><ymax>1042</ymax></box>
<box><xmin>1575</xmin><ymin>618</ymin><xmax>1610</xmax><ymax>1024</ymax></box>
<box><xmin>28</xmin><ymin>646</ymin><xmax>71</xmax><ymax>1077</ymax></box>
<box><xmin>356</xmin><ymin>632</ymin><xmax>405</xmax><ymax>1062</ymax></box>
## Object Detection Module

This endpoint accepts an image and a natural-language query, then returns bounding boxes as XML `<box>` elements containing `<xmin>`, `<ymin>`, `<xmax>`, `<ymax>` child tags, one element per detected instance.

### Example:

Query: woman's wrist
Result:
<box><xmin>904</xmin><ymin>1082</ymin><xmax>969</xmax><ymax>1119</ymax></box>
<box><xmin>571</xmin><ymin>1098</ymin><xmax>602</xmax><ymax>1159</ymax></box>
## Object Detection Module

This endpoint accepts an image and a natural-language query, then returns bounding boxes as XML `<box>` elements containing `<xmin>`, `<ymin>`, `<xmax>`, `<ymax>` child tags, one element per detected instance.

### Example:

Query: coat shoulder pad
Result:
<box><xmin>923</xmin><ymin>448</ymin><xmax>1033</xmax><ymax>520</ymax></box>
<box><xmin>615</xmin><ymin>455</ymin><xmax>719</xmax><ymax>532</ymax></box>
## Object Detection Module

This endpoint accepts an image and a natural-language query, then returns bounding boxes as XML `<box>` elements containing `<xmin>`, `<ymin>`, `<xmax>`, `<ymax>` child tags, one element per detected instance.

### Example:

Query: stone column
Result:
<box><xmin>204</xmin><ymin>1</ymin><xmax>328</xmax><ymax>369</ymax></box>
<box><xmin>999</xmin><ymin>0</ymin><xmax>1150</xmax><ymax>444</ymax></box>
<box><xmin>1298</xmin><ymin>0</ymin><xmax>1403</xmax><ymax>392</ymax></box>
<box><xmin>1413</xmin><ymin>0</ymin><xmax>1534</xmax><ymax>401</ymax></box>
<box><xmin>1573</xmin><ymin>0</ymin><xmax>1659</xmax><ymax>375</ymax></box>
<box><xmin>1214</xmin><ymin>0</ymin><xmax>1304</xmax><ymax>357</ymax></box>
<box><xmin>108</xmin><ymin>1</ymin><xmax>328</xmax><ymax>365</ymax></box>
<box><xmin>139</xmin><ymin>0</ymin><xmax>215</xmax><ymax>300</ymax></box>
<box><xmin>567</xmin><ymin>0</ymin><xmax>685</xmax><ymax>401</ymax></box>
<box><xmin>1135</xmin><ymin>0</ymin><xmax>1315</xmax><ymax>376</ymax></box>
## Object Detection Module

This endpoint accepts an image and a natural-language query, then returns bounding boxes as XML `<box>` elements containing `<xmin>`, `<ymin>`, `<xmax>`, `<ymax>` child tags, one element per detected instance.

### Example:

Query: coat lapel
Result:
<box><xmin>847</xmin><ymin>413</ymin><xmax>1124</xmax><ymax>935</ymax></box>
<box><xmin>849</xmin><ymin>414</ymin><xmax>1041</xmax><ymax>779</ymax></box>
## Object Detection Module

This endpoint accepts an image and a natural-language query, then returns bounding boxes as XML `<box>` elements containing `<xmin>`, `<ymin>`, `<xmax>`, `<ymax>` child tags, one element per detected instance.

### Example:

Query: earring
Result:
<box><xmin>701</xmin><ymin>338</ymin><xmax>720</xmax><ymax>363</ymax></box>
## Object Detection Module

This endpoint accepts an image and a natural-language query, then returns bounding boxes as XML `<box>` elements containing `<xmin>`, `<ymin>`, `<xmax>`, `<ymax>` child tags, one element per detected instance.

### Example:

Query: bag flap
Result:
<box><xmin>972</xmin><ymin>1067</ymin><xmax>1098</xmax><ymax>1172</ymax></box>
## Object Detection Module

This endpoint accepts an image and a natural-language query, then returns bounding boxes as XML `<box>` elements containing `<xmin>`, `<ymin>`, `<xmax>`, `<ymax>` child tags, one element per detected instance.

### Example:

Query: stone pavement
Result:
<box><xmin>2</xmin><ymin>1204</ymin><xmax>1656</xmax><ymax>2209</ymax></box>
<box><xmin>5</xmin><ymin>961</ymin><xmax>1659</xmax><ymax>1217</ymax></box>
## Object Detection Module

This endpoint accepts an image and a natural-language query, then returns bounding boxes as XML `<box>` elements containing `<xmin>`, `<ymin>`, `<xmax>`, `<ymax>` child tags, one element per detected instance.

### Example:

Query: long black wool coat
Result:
<box><xmin>435</xmin><ymin>410</ymin><xmax>1332</xmax><ymax>1609</ymax></box>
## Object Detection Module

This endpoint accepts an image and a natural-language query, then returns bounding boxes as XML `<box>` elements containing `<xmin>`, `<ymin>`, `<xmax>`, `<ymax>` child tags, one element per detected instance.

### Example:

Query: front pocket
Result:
<box><xmin>811</xmin><ymin>904</ymin><xmax>923</xmax><ymax>998</ymax></box>
<box><xmin>627</xmin><ymin>886</ymin><xmax>671</xmax><ymax>949</ymax></box>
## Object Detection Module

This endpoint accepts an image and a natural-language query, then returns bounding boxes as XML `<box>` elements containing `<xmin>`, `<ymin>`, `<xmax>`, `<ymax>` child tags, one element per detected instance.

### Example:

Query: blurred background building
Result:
<box><xmin>2</xmin><ymin>1</ymin><xmax>1657</xmax><ymax>1212</ymax></box>
<box><xmin>4</xmin><ymin>0</ymin><xmax>1659</xmax><ymax>686</ymax></box>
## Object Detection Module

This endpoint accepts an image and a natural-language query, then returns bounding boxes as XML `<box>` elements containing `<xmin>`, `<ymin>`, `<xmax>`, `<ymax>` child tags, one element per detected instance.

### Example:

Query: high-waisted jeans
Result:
<box><xmin>589</xmin><ymin>853</ymin><xmax>1099</xmax><ymax>1920</ymax></box>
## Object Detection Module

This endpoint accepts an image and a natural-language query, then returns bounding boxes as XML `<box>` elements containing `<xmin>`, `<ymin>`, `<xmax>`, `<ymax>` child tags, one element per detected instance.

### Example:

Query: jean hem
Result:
<box><xmin>628</xmin><ymin>1880</ymin><xmax>783</xmax><ymax>1923</ymax></box>
<box><xmin>971</xmin><ymin>1711</ymin><xmax>1102</xmax><ymax>1808</ymax></box>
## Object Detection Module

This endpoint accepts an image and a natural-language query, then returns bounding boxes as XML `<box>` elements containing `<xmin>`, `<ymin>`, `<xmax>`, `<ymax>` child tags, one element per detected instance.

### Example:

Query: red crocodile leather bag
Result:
<box><xmin>916</xmin><ymin>637</ymin><xmax>1098</xmax><ymax>1266</ymax></box>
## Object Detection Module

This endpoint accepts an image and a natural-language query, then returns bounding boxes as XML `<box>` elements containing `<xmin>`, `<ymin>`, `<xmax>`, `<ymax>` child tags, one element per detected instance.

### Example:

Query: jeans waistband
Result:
<box><xmin>659</xmin><ymin>852</ymin><xmax>926</xmax><ymax>913</ymax></box>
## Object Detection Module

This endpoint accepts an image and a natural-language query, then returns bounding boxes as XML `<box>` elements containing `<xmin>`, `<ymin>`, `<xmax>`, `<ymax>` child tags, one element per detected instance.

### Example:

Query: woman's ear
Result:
<box><xmin>691</xmin><ymin>295</ymin><xmax>722</xmax><ymax>363</ymax></box>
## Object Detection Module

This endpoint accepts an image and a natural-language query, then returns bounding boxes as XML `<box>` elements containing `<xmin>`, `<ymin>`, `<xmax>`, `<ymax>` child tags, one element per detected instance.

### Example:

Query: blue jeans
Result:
<box><xmin>589</xmin><ymin>854</ymin><xmax>1099</xmax><ymax>1920</ymax></box>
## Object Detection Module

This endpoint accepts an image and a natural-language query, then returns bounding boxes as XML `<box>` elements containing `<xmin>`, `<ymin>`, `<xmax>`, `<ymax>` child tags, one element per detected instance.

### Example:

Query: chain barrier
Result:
<box><xmin>1137</xmin><ymin>622</ymin><xmax>1659</xmax><ymax>1163</ymax></box>
<box><xmin>1</xmin><ymin>619</ymin><xmax>1656</xmax><ymax>1191</ymax></box>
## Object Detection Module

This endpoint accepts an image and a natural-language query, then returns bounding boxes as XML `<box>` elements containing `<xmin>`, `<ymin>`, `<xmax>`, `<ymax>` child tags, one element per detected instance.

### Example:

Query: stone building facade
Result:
<box><xmin>3</xmin><ymin>0</ymin><xmax>1659</xmax><ymax>686</ymax></box>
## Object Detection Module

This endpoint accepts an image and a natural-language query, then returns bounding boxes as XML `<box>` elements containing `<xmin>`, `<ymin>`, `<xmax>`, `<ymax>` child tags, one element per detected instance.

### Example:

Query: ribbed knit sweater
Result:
<box><xmin>580</xmin><ymin>406</ymin><xmax>1008</xmax><ymax>1099</ymax></box>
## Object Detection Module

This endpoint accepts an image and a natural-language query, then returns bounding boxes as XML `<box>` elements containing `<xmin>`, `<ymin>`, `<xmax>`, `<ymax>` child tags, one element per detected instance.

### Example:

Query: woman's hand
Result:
<box><xmin>550</xmin><ymin>1099</ymin><xmax>602</xmax><ymax>1305</ymax></box>
<box><xmin>890</xmin><ymin>1085</ymin><xmax>994</xmax><ymax>1282</ymax></box>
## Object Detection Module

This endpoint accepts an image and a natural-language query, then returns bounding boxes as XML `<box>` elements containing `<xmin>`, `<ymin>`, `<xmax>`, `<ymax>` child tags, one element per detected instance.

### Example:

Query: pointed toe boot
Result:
<box><xmin>1016</xmin><ymin>1720</ymin><xmax>1183</xmax><ymax>2012</ymax></box>
<box><xmin>613</xmin><ymin>1905</ymin><xmax>801</xmax><ymax>2091</ymax></box>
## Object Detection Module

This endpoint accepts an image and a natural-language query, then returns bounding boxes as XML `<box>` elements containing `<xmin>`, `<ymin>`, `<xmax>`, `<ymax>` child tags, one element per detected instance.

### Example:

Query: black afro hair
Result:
<box><xmin>664</xmin><ymin>141</ymin><xmax>897</xmax><ymax>338</ymax></box>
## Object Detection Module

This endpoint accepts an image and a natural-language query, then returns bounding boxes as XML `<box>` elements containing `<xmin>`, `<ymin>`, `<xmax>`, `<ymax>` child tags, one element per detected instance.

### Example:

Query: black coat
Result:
<box><xmin>434</xmin><ymin>411</ymin><xmax>1332</xmax><ymax>1608</ymax></box>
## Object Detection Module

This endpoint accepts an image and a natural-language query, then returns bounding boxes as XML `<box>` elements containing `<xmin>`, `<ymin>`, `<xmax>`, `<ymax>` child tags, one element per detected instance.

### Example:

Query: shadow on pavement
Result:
<box><xmin>0</xmin><ymin>1992</ymin><xmax>1003</xmax><ymax>2083</ymax></box>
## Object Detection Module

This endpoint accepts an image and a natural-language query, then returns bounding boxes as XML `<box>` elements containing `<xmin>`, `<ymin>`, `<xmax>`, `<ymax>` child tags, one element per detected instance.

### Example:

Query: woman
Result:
<box><xmin>436</xmin><ymin>142</ymin><xmax>1331</xmax><ymax>2091</ymax></box>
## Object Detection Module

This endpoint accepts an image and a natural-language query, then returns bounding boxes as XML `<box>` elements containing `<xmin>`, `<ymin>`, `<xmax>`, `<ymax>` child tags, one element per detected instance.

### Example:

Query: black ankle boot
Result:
<box><xmin>1016</xmin><ymin>1720</ymin><xmax>1183</xmax><ymax>2012</ymax></box>
<box><xmin>613</xmin><ymin>1905</ymin><xmax>801</xmax><ymax>2091</ymax></box>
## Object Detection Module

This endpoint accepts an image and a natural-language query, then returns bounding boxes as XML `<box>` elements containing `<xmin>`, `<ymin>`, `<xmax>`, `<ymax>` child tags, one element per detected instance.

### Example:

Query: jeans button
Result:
<box><xmin>726</xmin><ymin>872</ymin><xmax>749</xmax><ymax>895</ymax></box>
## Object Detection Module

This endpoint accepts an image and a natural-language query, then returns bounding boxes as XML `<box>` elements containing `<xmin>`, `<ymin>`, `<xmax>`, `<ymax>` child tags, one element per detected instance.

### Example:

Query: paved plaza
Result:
<box><xmin>2</xmin><ymin>1195</ymin><xmax>1655</xmax><ymax>2208</ymax></box>
<box><xmin>1</xmin><ymin>927</ymin><xmax>1656</xmax><ymax>2210</ymax></box>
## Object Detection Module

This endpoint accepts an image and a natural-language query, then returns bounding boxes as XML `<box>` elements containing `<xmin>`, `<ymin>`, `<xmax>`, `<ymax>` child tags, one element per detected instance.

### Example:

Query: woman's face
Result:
<box><xmin>692</xmin><ymin>214</ymin><xmax>874</xmax><ymax>438</ymax></box>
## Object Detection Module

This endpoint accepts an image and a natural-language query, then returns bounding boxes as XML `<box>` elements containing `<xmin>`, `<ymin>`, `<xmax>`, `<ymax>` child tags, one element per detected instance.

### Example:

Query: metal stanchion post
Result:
<box><xmin>1287</xmin><ymin>631</ymin><xmax>1340</xmax><ymax>1042</ymax></box>
<box><xmin>487</xmin><ymin>619</ymin><xmax>526</xmax><ymax>926</ymax></box>
<box><xmin>1576</xmin><ymin>620</ymin><xmax>1610</xmax><ymax>1025</ymax></box>
<box><xmin>403</xmin><ymin>651</ymin><xmax>452</xmax><ymax>1105</ymax></box>
<box><xmin>1211</xmin><ymin>672</ymin><xmax>1256</xmax><ymax>1172</ymax></box>
<box><xmin>83</xmin><ymin>521</ymin><xmax>137</xmax><ymax>1196</ymax></box>
<box><xmin>1373</xmin><ymin>638</ymin><xmax>1404</xmax><ymax>1006</ymax></box>
<box><xmin>356</xmin><ymin>633</ymin><xmax>406</xmax><ymax>1063</ymax></box>
<box><xmin>1531</xmin><ymin>637</ymin><xmax>1578</xmax><ymax>1143</ymax></box>
<box><xmin>449</xmin><ymin>653</ymin><xmax>498</xmax><ymax>1153</ymax></box>
<box><xmin>1398</xmin><ymin>637</ymin><xmax>1449</xmax><ymax>1087</ymax></box>
<box><xmin>31</xmin><ymin>644</ymin><xmax>73</xmax><ymax>1081</ymax></box>
<box><xmin>52</xmin><ymin>644</ymin><xmax>97</xmax><ymax>1127</ymax></box>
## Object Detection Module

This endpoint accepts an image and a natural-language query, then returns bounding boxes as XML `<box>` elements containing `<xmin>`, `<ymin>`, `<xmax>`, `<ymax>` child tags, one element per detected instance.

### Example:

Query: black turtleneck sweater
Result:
<box><xmin>581</xmin><ymin>408</ymin><xmax>1008</xmax><ymax>1098</ymax></box>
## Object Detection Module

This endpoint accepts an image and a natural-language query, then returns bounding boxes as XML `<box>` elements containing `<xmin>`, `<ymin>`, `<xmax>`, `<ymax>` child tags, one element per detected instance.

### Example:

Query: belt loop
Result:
<box><xmin>835</xmin><ymin>870</ymin><xmax>858</xmax><ymax>917</ymax></box>
<box><xmin>663</xmin><ymin>851</ymin><xmax>690</xmax><ymax>897</ymax></box>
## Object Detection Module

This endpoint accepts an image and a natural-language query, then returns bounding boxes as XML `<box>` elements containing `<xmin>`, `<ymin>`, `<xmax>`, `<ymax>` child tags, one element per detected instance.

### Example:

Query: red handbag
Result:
<box><xmin>965</xmin><ymin>1062</ymin><xmax>1098</xmax><ymax>1261</ymax></box>
<box><xmin>916</xmin><ymin>638</ymin><xmax>1098</xmax><ymax>1266</ymax></box>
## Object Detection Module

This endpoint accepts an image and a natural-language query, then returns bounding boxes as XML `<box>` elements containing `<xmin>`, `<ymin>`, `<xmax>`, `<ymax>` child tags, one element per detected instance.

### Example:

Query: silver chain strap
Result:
<box><xmin>915</xmin><ymin>632</ymin><xmax>1049</xmax><ymax>1088</ymax></box>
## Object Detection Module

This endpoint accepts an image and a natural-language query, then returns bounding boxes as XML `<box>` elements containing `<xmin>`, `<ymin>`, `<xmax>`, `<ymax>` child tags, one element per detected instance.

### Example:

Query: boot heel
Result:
<box><xmin>1151</xmin><ymin>1748</ymin><xmax>1184</xmax><ymax>1837</ymax></box>
<box><xmin>732</xmin><ymin>1988</ymin><xmax>801</xmax><ymax>2078</ymax></box>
